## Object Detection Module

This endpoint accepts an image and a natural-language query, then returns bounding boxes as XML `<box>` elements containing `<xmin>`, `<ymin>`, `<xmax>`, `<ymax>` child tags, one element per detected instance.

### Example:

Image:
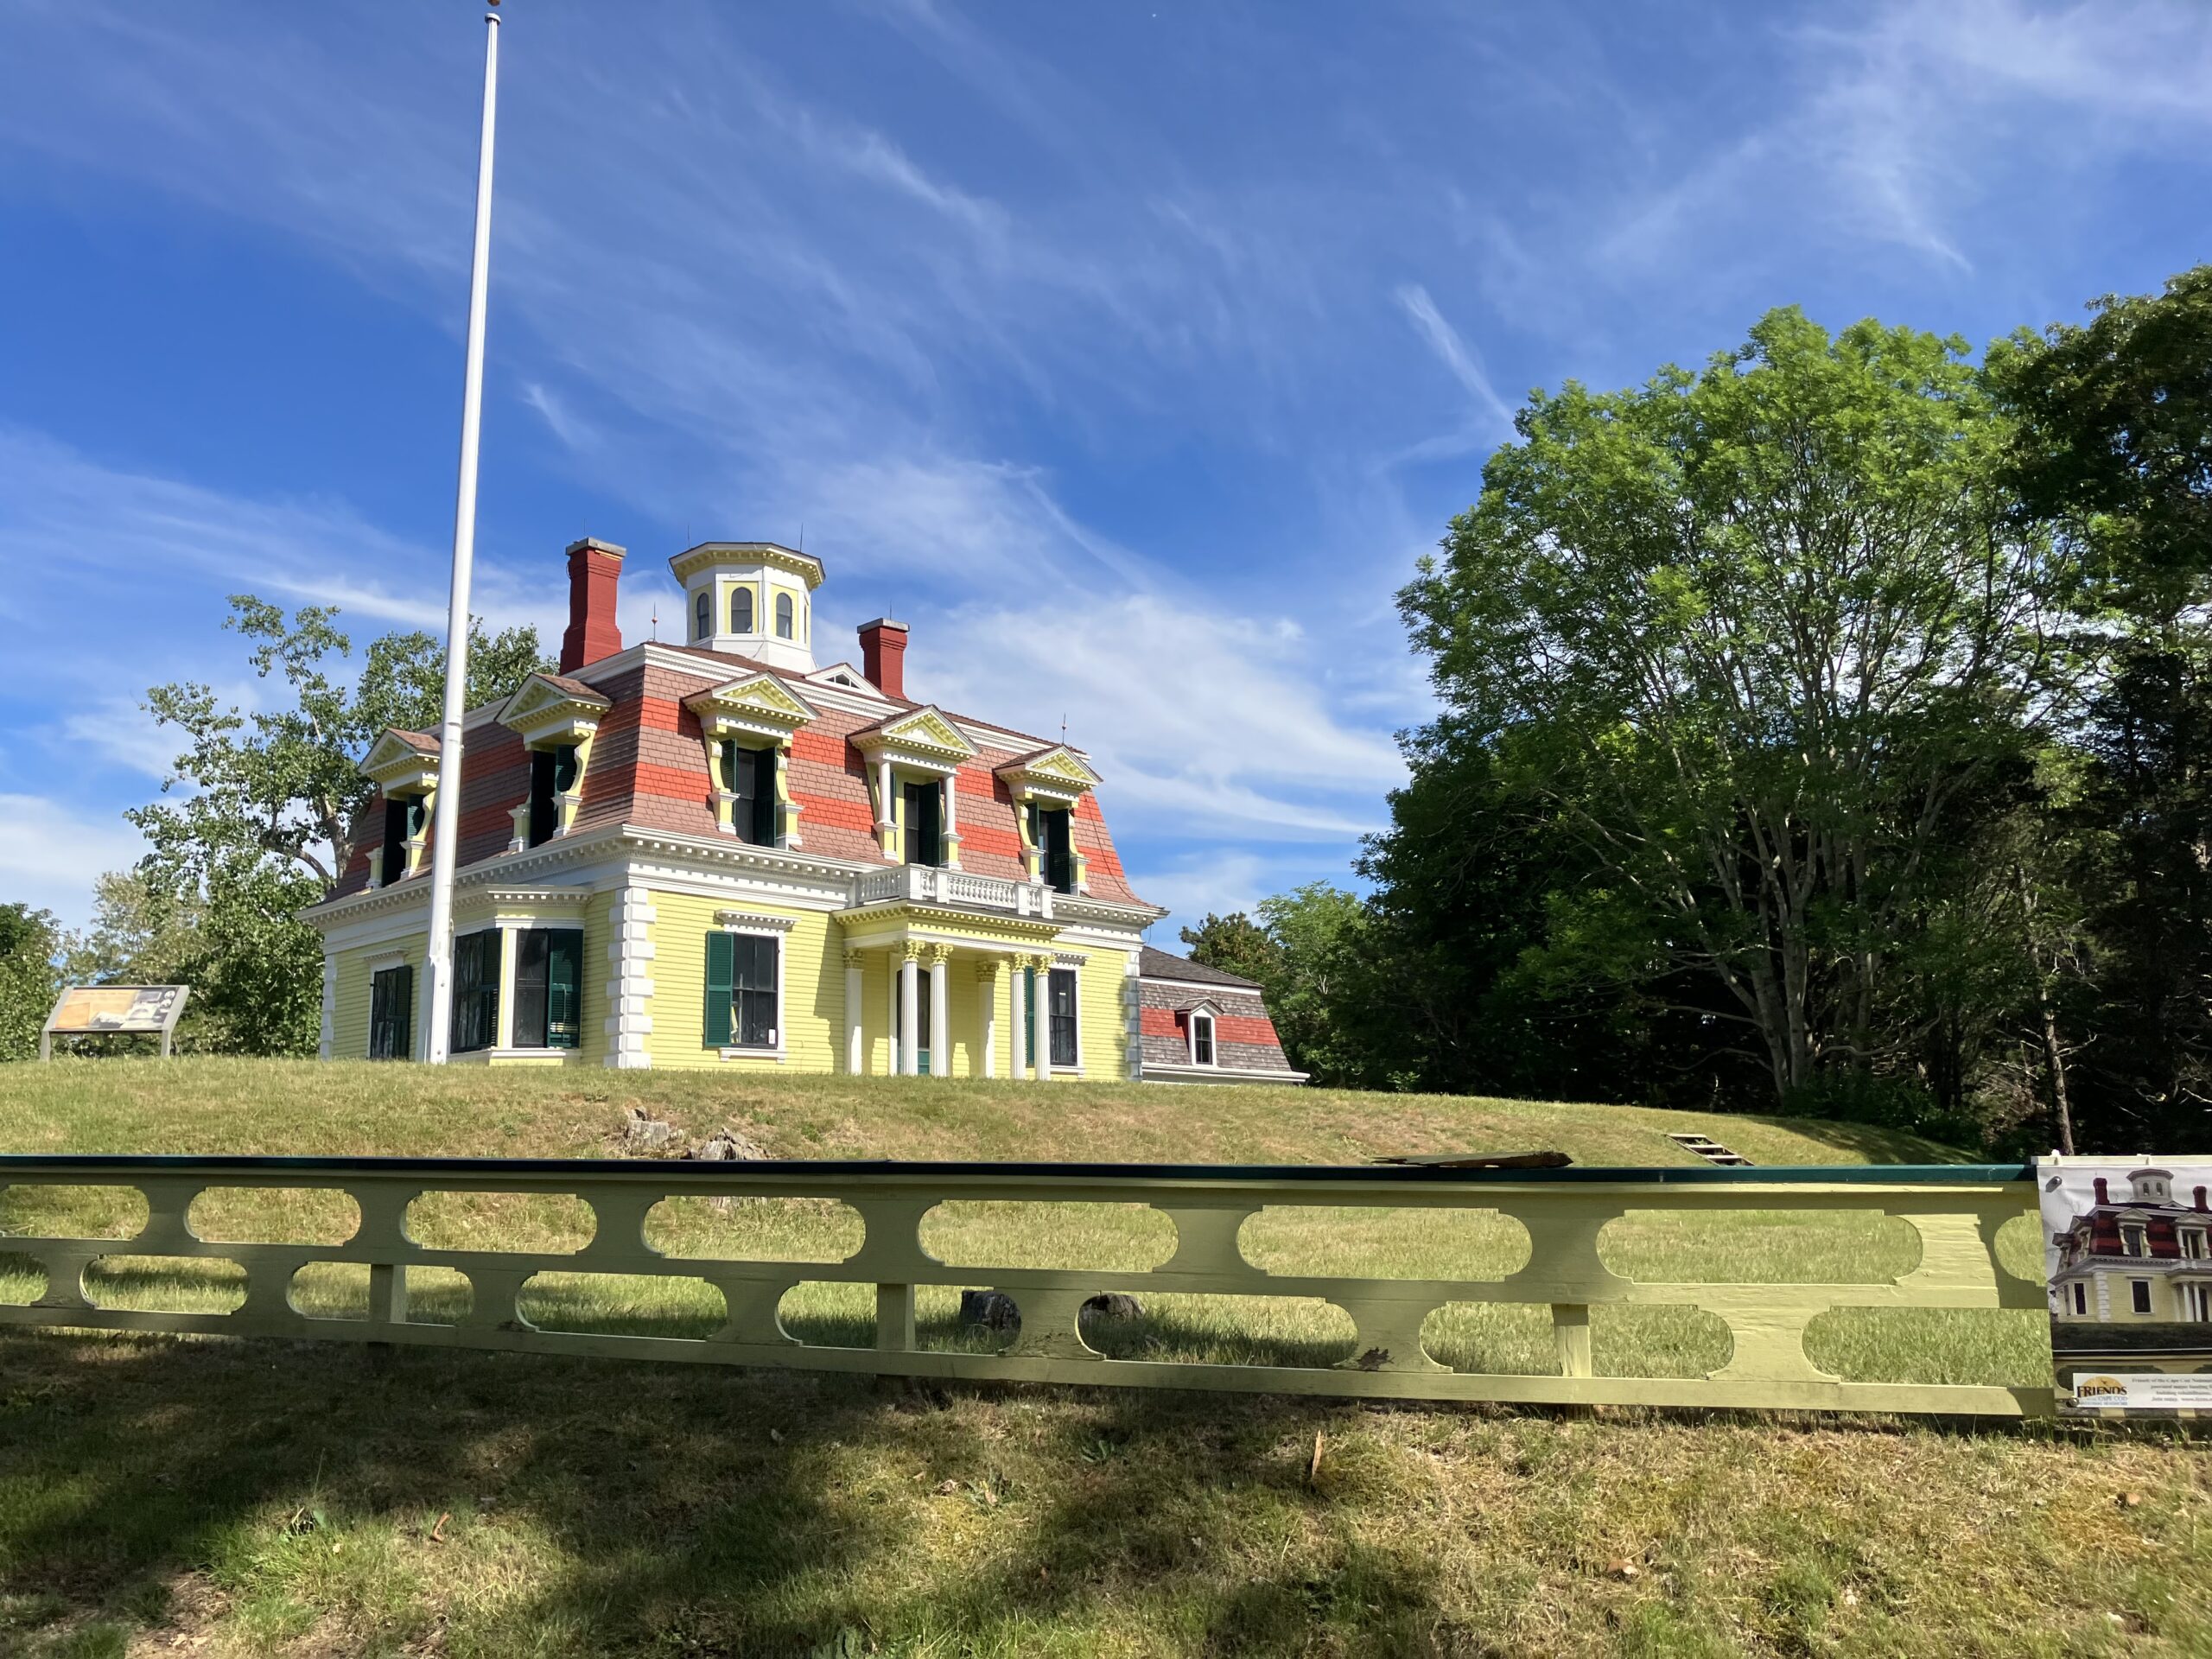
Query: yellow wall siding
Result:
<box><xmin>1076</xmin><ymin>946</ymin><xmax>1131</xmax><ymax>1080</ymax></box>
<box><xmin>576</xmin><ymin>891</ymin><xmax>613</xmax><ymax>1067</ymax></box>
<box><xmin>331</xmin><ymin>938</ymin><xmax>424</xmax><ymax>1061</ymax></box>
<box><xmin>645</xmin><ymin>890</ymin><xmax>839</xmax><ymax>1070</ymax></box>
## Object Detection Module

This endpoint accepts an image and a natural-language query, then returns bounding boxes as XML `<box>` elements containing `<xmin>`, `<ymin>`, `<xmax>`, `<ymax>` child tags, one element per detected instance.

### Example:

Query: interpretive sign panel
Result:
<box><xmin>2041</xmin><ymin>1154</ymin><xmax>2212</xmax><ymax>1416</ymax></box>
<box><xmin>40</xmin><ymin>985</ymin><xmax>190</xmax><ymax>1059</ymax></box>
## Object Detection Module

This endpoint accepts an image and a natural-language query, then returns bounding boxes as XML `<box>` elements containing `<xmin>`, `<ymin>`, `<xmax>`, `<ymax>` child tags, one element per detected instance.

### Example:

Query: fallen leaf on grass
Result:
<box><xmin>1605</xmin><ymin>1558</ymin><xmax>1640</xmax><ymax>1581</ymax></box>
<box><xmin>1309</xmin><ymin>1431</ymin><xmax>1325</xmax><ymax>1485</ymax></box>
<box><xmin>429</xmin><ymin>1511</ymin><xmax>449</xmax><ymax>1544</ymax></box>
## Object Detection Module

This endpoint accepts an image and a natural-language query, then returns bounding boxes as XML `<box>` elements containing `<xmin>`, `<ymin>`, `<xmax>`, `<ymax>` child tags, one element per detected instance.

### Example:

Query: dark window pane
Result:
<box><xmin>730</xmin><ymin>585</ymin><xmax>754</xmax><ymax>632</ymax></box>
<box><xmin>544</xmin><ymin>931</ymin><xmax>582</xmax><ymax>1049</ymax></box>
<box><xmin>528</xmin><ymin>750</ymin><xmax>557</xmax><ymax>847</ymax></box>
<box><xmin>695</xmin><ymin>592</ymin><xmax>710</xmax><ymax>639</ymax></box>
<box><xmin>1048</xmin><ymin>967</ymin><xmax>1078</xmax><ymax>1067</ymax></box>
<box><xmin>775</xmin><ymin>592</ymin><xmax>794</xmax><ymax>639</ymax></box>
<box><xmin>1040</xmin><ymin>808</ymin><xmax>1074</xmax><ymax>893</ymax></box>
<box><xmin>369</xmin><ymin>963</ymin><xmax>413</xmax><ymax>1060</ymax></box>
<box><xmin>1193</xmin><ymin>1015</ymin><xmax>1214</xmax><ymax>1065</ymax></box>
<box><xmin>2133</xmin><ymin>1281</ymin><xmax>2153</xmax><ymax>1314</ymax></box>
<box><xmin>514</xmin><ymin>929</ymin><xmax>550</xmax><ymax>1048</ymax></box>
<box><xmin>380</xmin><ymin>797</ymin><xmax>410</xmax><ymax>887</ymax></box>
<box><xmin>450</xmin><ymin>930</ymin><xmax>499</xmax><ymax>1053</ymax></box>
<box><xmin>903</xmin><ymin>780</ymin><xmax>942</xmax><ymax>868</ymax></box>
<box><xmin>730</xmin><ymin>933</ymin><xmax>779</xmax><ymax>1048</ymax></box>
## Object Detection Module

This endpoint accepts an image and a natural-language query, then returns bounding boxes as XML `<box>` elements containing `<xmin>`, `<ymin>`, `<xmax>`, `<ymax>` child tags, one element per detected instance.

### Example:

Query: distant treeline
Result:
<box><xmin>1185</xmin><ymin>270</ymin><xmax>2212</xmax><ymax>1157</ymax></box>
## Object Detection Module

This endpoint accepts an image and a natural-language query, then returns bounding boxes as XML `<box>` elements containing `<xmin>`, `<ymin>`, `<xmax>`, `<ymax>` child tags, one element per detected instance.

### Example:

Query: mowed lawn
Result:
<box><xmin>0</xmin><ymin>1059</ymin><xmax>2203</xmax><ymax>1656</ymax></box>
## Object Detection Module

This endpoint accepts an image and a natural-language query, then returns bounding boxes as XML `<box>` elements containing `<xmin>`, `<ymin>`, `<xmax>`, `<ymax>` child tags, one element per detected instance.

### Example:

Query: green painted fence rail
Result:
<box><xmin>0</xmin><ymin>1156</ymin><xmax>2050</xmax><ymax>1417</ymax></box>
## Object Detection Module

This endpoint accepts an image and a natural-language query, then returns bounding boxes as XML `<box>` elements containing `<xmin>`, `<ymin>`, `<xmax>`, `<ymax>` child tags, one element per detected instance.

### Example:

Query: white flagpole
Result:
<box><xmin>423</xmin><ymin>3</ymin><xmax>502</xmax><ymax>1063</ymax></box>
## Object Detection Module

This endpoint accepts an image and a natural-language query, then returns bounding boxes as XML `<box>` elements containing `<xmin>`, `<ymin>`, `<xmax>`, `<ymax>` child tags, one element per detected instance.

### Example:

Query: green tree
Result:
<box><xmin>127</xmin><ymin>596</ymin><xmax>550</xmax><ymax>1055</ymax></box>
<box><xmin>1178</xmin><ymin>912</ymin><xmax>1282</xmax><ymax>988</ymax></box>
<box><xmin>1398</xmin><ymin>308</ymin><xmax>2068</xmax><ymax>1113</ymax></box>
<box><xmin>0</xmin><ymin>903</ymin><xmax>63</xmax><ymax>1062</ymax></box>
<box><xmin>1993</xmin><ymin>265</ymin><xmax>2212</xmax><ymax>1151</ymax></box>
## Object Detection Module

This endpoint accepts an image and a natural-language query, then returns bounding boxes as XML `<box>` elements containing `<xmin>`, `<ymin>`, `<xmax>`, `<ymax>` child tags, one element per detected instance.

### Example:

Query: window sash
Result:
<box><xmin>719</xmin><ymin>932</ymin><xmax>779</xmax><ymax>1050</ymax></box>
<box><xmin>380</xmin><ymin>797</ymin><xmax>410</xmax><ymax>887</ymax></box>
<box><xmin>903</xmin><ymin>780</ymin><xmax>942</xmax><ymax>868</ymax></box>
<box><xmin>512</xmin><ymin>928</ymin><xmax>582</xmax><ymax>1050</ymax></box>
<box><xmin>2132</xmin><ymin>1280</ymin><xmax>2153</xmax><ymax>1314</ymax></box>
<box><xmin>695</xmin><ymin>592</ymin><xmax>711</xmax><ymax>639</ymax></box>
<box><xmin>775</xmin><ymin>591</ymin><xmax>795</xmax><ymax>639</ymax></box>
<box><xmin>1047</xmin><ymin>967</ymin><xmax>1078</xmax><ymax>1068</ymax></box>
<box><xmin>369</xmin><ymin>963</ymin><xmax>413</xmax><ymax>1061</ymax></box>
<box><xmin>730</xmin><ymin>585</ymin><xmax>754</xmax><ymax>632</ymax></box>
<box><xmin>450</xmin><ymin>930</ymin><xmax>499</xmax><ymax>1053</ymax></box>
<box><xmin>725</xmin><ymin>743</ymin><xmax>778</xmax><ymax>846</ymax></box>
<box><xmin>1192</xmin><ymin>1014</ymin><xmax>1215</xmax><ymax>1065</ymax></box>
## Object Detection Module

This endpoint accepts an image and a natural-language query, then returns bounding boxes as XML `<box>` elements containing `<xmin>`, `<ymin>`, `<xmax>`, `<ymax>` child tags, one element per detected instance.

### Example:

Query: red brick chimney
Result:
<box><xmin>2094</xmin><ymin>1177</ymin><xmax>2109</xmax><ymax>1205</ymax></box>
<box><xmin>858</xmin><ymin>617</ymin><xmax>908</xmax><ymax>700</ymax></box>
<box><xmin>560</xmin><ymin>537</ymin><xmax>626</xmax><ymax>672</ymax></box>
<box><xmin>2195</xmin><ymin>1185</ymin><xmax>2207</xmax><ymax>1212</ymax></box>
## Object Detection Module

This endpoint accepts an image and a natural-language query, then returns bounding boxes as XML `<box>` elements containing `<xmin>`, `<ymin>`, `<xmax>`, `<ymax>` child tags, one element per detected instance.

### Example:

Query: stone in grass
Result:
<box><xmin>693</xmin><ymin>1126</ymin><xmax>771</xmax><ymax>1163</ymax></box>
<box><xmin>620</xmin><ymin>1106</ymin><xmax>685</xmax><ymax>1154</ymax></box>
<box><xmin>956</xmin><ymin>1290</ymin><xmax>1143</xmax><ymax>1334</ymax></box>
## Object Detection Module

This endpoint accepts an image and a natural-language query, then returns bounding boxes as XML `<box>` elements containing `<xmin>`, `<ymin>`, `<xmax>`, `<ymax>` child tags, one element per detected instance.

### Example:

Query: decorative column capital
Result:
<box><xmin>899</xmin><ymin>941</ymin><xmax>925</xmax><ymax>963</ymax></box>
<box><xmin>973</xmin><ymin>957</ymin><xmax>1001</xmax><ymax>982</ymax></box>
<box><xmin>925</xmin><ymin>943</ymin><xmax>957</xmax><ymax>967</ymax></box>
<box><xmin>843</xmin><ymin>949</ymin><xmax>864</xmax><ymax>969</ymax></box>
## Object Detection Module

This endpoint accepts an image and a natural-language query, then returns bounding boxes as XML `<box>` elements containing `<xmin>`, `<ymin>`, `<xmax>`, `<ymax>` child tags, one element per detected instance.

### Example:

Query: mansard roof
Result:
<box><xmin>1139</xmin><ymin>945</ymin><xmax>1262</xmax><ymax>991</ymax></box>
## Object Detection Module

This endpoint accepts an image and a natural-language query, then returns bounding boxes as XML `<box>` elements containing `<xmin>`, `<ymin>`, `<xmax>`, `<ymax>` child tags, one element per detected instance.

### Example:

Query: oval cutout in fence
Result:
<box><xmin>775</xmin><ymin>1280</ymin><xmax>876</xmax><ymax>1348</ymax></box>
<box><xmin>289</xmin><ymin>1261</ymin><xmax>368</xmax><ymax>1319</ymax></box>
<box><xmin>0</xmin><ymin>1251</ymin><xmax>47</xmax><ymax>1306</ymax></box>
<box><xmin>1803</xmin><ymin>1307</ymin><xmax>2050</xmax><ymax>1389</ymax></box>
<box><xmin>1087</xmin><ymin>1293</ymin><xmax>1357</xmax><ymax>1368</ymax></box>
<box><xmin>1597</xmin><ymin>1208</ymin><xmax>1921</xmax><ymax>1285</ymax></box>
<box><xmin>1418</xmin><ymin>1302</ymin><xmax>1558</xmax><ymax>1374</ymax></box>
<box><xmin>0</xmin><ymin>1185</ymin><xmax>149</xmax><ymax>1241</ymax></box>
<box><xmin>83</xmin><ymin>1255</ymin><xmax>246</xmax><ymax>1313</ymax></box>
<box><xmin>1239</xmin><ymin>1205</ymin><xmax>1531</xmax><ymax>1281</ymax></box>
<box><xmin>645</xmin><ymin>1196</ymin><xmax>863</xmax><ymax>1263</ymax></box>
<box><xmin>516</xmin><ymin>1271</ymin><xmax>724</xmax><ymax>1339</ymax></box>
<box><xmin>190</xmin><ymin>1187</ymin><xmax>361</xmax><ymax>1245</ymax></box>
<box><xmin>404</xmin><ymin>1192</ymin><xmax>595</xmax><ymax>1255</ymax></box>
<box><xmin>920</xmin><ymin>1202</ymin><xmax>1176</xmax><ymax>1272</ymax></box>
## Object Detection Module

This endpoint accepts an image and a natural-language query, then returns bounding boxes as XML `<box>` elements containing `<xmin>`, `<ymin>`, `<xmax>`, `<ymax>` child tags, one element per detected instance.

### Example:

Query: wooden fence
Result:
<box><xmin>0</xmin><ymin>1155</ymin><xmax>2050</xmax><ymax>1416</ymax></box>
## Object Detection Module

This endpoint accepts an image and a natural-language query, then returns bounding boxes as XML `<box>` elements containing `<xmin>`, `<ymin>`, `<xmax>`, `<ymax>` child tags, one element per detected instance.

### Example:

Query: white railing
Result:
<box><xmin>848</xmin><ymin>865</ymin><xmax>1052</xmax><ymax>918</ymax></box>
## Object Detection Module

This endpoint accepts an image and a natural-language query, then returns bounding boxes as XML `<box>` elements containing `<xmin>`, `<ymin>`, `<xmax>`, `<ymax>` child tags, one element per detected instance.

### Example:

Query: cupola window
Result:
<box><xmin>775</xmin><ymin>591</ymin><xmax>795</xmax><ymax>639</ymax></box>
<box><xmin>694</xmin><ymin>591</ymin><xmax>710</xmax><ymax>641</ymax></box>
<box><xmin>730</xmin><ymin>586</ymin><xmax>754</xmax><ymax>634</ymax></box>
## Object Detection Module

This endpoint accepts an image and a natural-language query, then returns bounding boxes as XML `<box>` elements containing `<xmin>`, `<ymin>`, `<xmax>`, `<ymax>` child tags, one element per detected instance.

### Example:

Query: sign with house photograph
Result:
<box><xmin>2041</xmin><ymin>1154</ymin><xmax>2212</xmax><ymax>1416</ymax></box>
<box><xmin>40</xmin><ymin>985</ymin><xmax>189</xmax><ymax>1059</ymax></box>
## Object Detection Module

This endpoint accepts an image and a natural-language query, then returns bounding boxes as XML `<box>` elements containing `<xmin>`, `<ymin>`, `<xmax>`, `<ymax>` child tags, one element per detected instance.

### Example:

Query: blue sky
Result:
<box><xmin>2</xmin><ymin>0</ymin><xmax>2208</xmax><ymax>935</ymax></box>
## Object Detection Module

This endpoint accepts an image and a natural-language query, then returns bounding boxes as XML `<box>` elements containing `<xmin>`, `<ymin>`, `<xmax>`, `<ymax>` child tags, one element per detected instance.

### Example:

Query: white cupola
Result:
<box><xmin>668</xmin><ymin>541</ymin><xmax>825</xmax><ymax>675</ymax></box>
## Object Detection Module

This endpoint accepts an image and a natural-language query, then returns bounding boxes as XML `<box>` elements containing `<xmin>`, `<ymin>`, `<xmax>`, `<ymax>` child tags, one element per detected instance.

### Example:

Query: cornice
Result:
<box><xmin>668</xmin><ymin>541</ymin><xmax>825</xmax><ymax>589</ymax></box>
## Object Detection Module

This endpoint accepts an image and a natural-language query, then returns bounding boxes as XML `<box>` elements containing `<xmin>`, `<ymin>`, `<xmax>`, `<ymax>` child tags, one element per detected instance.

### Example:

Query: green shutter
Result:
<box><xmin>1023</xmin><ymin>965</ymin><xmax>1037</xmax><ymax>1065</ymax></box>
<box><xmin>753</xmin><ymin>753</ymin><xmax>779</xmax><ymax>846</ymax></box>
<box><xmin>546</xmin><ymin>932</ymin><xmax>581</xmax><ymax>1049</ymax></box>
<box><xmin>703</xmin><ymin>931</ymin><xmax>734</xmax><ymax>1048</ymax></box>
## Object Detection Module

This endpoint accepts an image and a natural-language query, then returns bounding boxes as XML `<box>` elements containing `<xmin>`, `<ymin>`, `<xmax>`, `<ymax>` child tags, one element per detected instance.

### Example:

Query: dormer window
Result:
<box><xmin>378</xmin><ymin>794</ymin><xmax>427</xmax><ymax>887</ymax></box>
<box><xmin>730</xmin><ymin>585</ymin><xmax>754</xmax><ymax>633</ymax></box>
<box><xmin>721</xmin><ymin>741</ymin><xmax>778</xmax><ymax>847</ymax></box>
<box><xmin>776</xmin><ymin>591</ymin><xmax>795</xmax><ymax>639</ymax></box>
<box><xmin>526</xmin><ymin>745</ymin><xmax>580</xmax><ymax>848</ymax></box>
<box><xmin>901</xmin><ymin>778</ymin><xmax>944</xmax><ymax>868</ymax></box>
<box><xmin>1028</xmin><ymin>803</ymin><xmax>1075</xmax><ymax>893</ymax></box>
<box><xmin>695</xmin><ymin>591</ymin><xmax>711</xmax><ymax>641</ymax></box>
<box><xmin>2122</xmin><ymin>1222</ymin><xmax>2148</xmax><ymax>1257</ymax></box>
<box><xmin>1191</xmin><ymin>1010</ymin><xmax>1217</xmax><ymax>1066</ymax></box>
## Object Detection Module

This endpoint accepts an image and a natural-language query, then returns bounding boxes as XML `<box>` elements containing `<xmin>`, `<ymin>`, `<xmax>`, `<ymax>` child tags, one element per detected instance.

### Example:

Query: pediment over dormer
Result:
<box><xmin>849</xmin><ymin>705</ymin><xmax>979</xmax><ymax>773</ymax></box>
<box><xmin>685</xmin><ymin>671</ymin><xmax>820</xmax><ymax>742</ymax></box>
<box><xmin>499</xmin><ymin>672</ymin><xmax>613</xmax><ymax>748</ymax></box>
<box><xmin>359</xmin><ymin>728</ymin><xmax>441</xmax><ymax>792</ymax></box>
<box><xmin>995</xmin><ymin>744</ymin><xmax>1102</xmax><ymax>804</ymax></box>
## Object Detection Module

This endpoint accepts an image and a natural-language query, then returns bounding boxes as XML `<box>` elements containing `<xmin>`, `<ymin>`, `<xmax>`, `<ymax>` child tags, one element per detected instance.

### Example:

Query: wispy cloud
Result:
<box><xmin>1395</xmin><ymin>283</ymin><xmax>1516</xmax><ymax>435</ymax></box>
<box><xmin>0</xmin><ymin>794</ymin><xmax>146</xmax><ymax>931</ymax></box>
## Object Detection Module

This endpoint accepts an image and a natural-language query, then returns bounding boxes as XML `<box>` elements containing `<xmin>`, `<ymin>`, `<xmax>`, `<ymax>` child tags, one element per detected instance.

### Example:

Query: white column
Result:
<box><xmin>929</xmin><ymin>950</ymin><xmax>950</xmax><ymax>1078</ymax></box>
<box><xmin>942</xmin><ymin>769</ymin><xmax>961</xmax><ymax>868</ymax></box>
<box><xmin>1009</xmin><ymin>963</ymin><xmax>1028</xmax><ymax>1084</ymax></box>
<box><xmin>876</xmin><ymin>758</ymin><xmax>896</xmax><ymax>852</ymax></box>
<box><xmin>899</xmin><ymin>950</ymin><xmax>919</xmax><ymax>1076</ymax></box>
<box><xmin>494</xmin><ymin>924</ymin><xmax>518</xmax><ymax>1050</ymax></box>
<box><xmin>318</xmin><ymin>950</ymin><xmax>338</xmax><ymax>1059</ymax></box>
<box><xmin>843</xmin><ymin>950</ymin><xmax>865</xmax><ymax>1075</ymax></box>
<box><xmin>979</xmin><ymin>964</ymin><xmax>998</xmax><ymax>1078</ymax></box>
<box><xmin>1032</xmin><ymin>957</ymin><xmax>1052</xmax><ymax>1081</ymax></box>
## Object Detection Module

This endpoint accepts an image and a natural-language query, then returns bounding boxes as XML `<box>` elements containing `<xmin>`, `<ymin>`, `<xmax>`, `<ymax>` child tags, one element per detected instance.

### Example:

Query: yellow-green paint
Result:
<box><xmin>644</xmin><ymin>888</ymin><xmax>838</xmax><ymax>1071</ymax></box>
<box><xmin>331</xmin><ymin>938</ymin><xmax>423</xmax><ymax>1059</ymax></box>
<box><xmin>0</xmin><ymin>1160</ymin><xmax>2055</xmax><ymax>1417</ymax></box>
<box><xmin>1076</xmin><ymin>946</ymin><xmax>1131</xmax><ymax>1079</ymax></box>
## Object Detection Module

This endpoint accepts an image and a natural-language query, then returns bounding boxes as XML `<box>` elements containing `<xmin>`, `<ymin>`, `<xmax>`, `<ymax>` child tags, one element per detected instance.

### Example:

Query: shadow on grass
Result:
<box><xmin>0</xmin><ymin>1330</ymin><xmax>1462</xmax><ymax>1655</ymax></box>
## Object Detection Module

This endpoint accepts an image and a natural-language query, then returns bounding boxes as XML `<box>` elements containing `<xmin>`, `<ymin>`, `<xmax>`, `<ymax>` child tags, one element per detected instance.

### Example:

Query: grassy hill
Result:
<box><xmin>0</xmin><ymin>1060</ymin><xmax>2203</xmax><ymax>1657</ymax></box>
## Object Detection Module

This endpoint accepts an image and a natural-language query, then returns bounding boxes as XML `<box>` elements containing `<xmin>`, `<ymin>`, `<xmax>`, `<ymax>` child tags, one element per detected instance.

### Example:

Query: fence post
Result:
<box><xmin>1552</xmin><ymin>1303</ymin><xmax>1592</xmax><ymax>1376</ymax></box>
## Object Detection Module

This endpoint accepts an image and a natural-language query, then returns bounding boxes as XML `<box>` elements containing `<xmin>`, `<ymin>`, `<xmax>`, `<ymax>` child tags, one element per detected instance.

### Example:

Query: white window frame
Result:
<box><xmin>2183</xmin><ymin>1227</ymin><xmax>2208</xmax><ymax>1261</ymax></box>
<box><xmin>2130</xmin><ymin>1278</ymin><xmax>2153</xmax><ymax>1314</ymax></box>
<box><xmin>2071</xmin><ymin>1280</ymin><xmax>2087</xmax><ymax>1316</ymax></box>
<box><xmin>715</xmin><ymin>914</ymin><xmax>791</xmax><ymax>1063</ymax></box>
<box><xmin>2121</xmin><ymin>1222</ymin><xmax>2149</xmax><ymax>1258</ymax></box>
<box><xmin>1046</xmin><ymin>958</ymin><xmax>1084</xmax><ymax>1076</ymax></box>
<box><xmin>1187</xmin><ymin>1005</ymin><xmax>1219</xmax><ymax>1067</ymax></box>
